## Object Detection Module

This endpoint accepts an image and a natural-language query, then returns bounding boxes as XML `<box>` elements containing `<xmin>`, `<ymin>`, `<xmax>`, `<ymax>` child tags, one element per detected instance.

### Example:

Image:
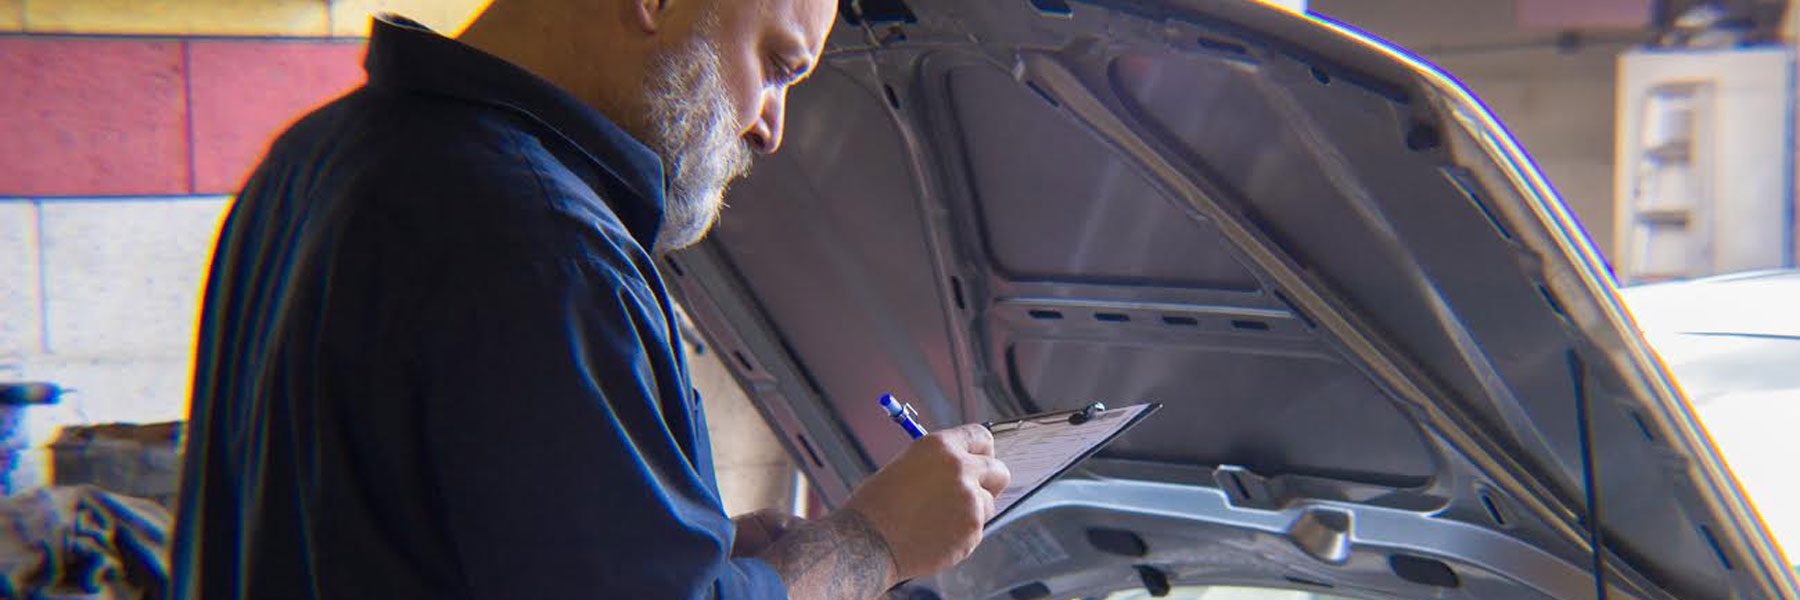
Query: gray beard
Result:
<box><xmin>638</xmin><ymin>32</ymin><xmax>753</xmax><ymax>255</ymax></box>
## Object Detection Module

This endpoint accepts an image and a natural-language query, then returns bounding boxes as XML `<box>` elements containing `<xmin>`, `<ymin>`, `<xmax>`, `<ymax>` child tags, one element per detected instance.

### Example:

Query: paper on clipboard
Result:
<box><xmin>986</xmin><ymin>403</ymin><xmax>1160</xmax><ymax>523</ymax></box>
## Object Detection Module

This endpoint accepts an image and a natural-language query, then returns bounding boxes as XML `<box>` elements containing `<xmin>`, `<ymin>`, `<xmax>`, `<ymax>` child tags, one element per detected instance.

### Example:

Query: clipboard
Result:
<box><xmin>982</xmin><ymin>402</ymin><xmax>1162</xmax><ymax>525</ymax></box>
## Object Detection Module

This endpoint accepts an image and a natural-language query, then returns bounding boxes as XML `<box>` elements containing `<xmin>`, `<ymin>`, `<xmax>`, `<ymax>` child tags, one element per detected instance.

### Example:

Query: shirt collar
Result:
<box><xmin>362</xmin><ymin>15</ymin><xmax>669</xmax><ymax>250</ymax></box>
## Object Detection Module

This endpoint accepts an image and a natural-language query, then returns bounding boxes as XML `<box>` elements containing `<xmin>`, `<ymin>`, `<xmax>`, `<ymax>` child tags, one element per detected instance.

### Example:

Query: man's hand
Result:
<box><xmin>732</xmin><ymin>509</ymin><xmax>807</xmax><ymax>558</ymax></box>
<box><xmin>758</xmin><ymin>424</ymin><xmax>1011</xmax><ymax>600</ymax></box>
<box><xmin>842</xmin><ymin>424</ymin><xmax>1011</xmax><ymax>581</ymax></box>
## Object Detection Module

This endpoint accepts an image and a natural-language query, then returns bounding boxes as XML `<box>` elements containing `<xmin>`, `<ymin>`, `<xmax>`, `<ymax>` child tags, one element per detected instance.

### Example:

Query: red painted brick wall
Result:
<box><xmin>0</xmin><ymin>36</ymin><xmax>366</xmax><ymax>198</ymax></box>
<box><xmin>0</xmin><ymin>38</ymin><xmax>189</xmax><ymax>196</ymax></box>
<box><xmin>188</xmin><ymin>40</ymin><xmax>365</xmax><ymax>194</ymax></box>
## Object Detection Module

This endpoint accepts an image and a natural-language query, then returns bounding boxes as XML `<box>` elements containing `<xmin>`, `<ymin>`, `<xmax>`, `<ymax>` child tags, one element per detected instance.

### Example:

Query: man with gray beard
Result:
<box><xmin>170</xmin><ymin>1</ymin><xmax>1009</xmax><ymax>599</ymax></box>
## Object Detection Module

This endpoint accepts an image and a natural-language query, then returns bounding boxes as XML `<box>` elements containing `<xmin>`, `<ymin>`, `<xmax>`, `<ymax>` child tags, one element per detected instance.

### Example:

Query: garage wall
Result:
<box><xmin>1789</xmin><ymin>3</ymin><xmax>1800</xmax><ymax>263</ymax></box>
<box><xmin>0</xmin><ymin>198</ymin><xmax>226</xmax><ymax>491</ymax></box>
<box><xmin>0</xmin><ymin>198</ymin><xmax>800</xmax><ymax>508</ymax></box>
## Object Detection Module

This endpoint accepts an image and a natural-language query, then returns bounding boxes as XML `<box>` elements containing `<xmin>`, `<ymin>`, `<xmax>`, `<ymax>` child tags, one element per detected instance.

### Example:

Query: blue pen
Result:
<box><xmin>878</xmin><ymin>394</ymin><xmax>929</xmax><ymax>439</ymax></box>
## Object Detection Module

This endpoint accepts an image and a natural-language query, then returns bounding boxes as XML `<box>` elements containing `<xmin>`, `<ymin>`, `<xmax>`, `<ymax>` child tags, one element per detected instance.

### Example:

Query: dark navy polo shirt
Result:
<box><xmin>170</xmin><ymin>15</ymin><xmax>786</xmax><ymax>600</ymax></box>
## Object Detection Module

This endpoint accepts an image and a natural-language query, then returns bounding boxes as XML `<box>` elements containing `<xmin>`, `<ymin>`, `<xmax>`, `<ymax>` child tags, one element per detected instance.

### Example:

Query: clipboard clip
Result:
<box><xmin>1068</xmin><ymin>402</ymin><xmax>1107</xmax><ymax>425</ymax></box>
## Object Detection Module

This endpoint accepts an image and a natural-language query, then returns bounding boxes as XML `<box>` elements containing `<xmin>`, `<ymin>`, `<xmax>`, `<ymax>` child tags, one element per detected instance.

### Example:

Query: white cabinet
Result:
<box><xmin>1614</xmin><ymin>47</ymin><xmax>1794</xmax><ymax>282</ymax></box>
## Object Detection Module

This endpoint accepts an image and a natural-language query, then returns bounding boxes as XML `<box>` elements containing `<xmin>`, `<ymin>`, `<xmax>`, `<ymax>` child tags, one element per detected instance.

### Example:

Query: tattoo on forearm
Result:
<box><xmin>760</xmin><ymin>509</ymin><xmax>894</xmax><ymax>600</ymax></box>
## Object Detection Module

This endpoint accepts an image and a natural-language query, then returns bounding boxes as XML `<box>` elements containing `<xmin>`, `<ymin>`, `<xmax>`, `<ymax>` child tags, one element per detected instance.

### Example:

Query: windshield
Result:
<box><xmin>1103</xmin><ymin>586</ymin><xmax>1364</xmax><ymax>600</ymax></box>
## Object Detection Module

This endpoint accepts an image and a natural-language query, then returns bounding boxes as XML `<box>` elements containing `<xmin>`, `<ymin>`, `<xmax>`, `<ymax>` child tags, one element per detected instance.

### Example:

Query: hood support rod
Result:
<box><xmin>1570</xmin><ymin>350</ymin><xmax>1609</xmax><ymax>600</ymax></box>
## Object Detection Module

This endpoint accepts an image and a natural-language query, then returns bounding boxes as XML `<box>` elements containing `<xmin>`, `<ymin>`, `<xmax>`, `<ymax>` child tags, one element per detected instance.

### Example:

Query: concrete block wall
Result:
<box><xmin>686</xmin><ymin>334</ymin><xmax>803</xmax><ymax>516</ymax></box>
<box><xmin>0</xmin><ymin>203</ymin><xmax>39</xmax><ymax>355</ymax></box>
<box><xmin>0</xmin><ymin>197</ymin><xmax>227</xmax><ymax>490</ymax></box>
<box><xmin>0</xmin><ymin>0</ymin><xmax>799</xmax><ymax>513</ymax></box>
<box><xmin>0</xmin><ymin>194</ymin><xmax>800</xmax><ymax>511</ymax></box>
<box><xmin>0</xmin><ymin>194</ymin><xmax>800</xmax><ymax>510</ymax></box>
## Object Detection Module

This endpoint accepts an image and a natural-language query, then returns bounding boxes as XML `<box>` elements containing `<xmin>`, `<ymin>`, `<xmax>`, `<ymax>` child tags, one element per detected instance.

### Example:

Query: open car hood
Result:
<box><xmin>663</xmin><ymin>1</ymin><xmax>1798</xmax><ymax>597</ymax></box>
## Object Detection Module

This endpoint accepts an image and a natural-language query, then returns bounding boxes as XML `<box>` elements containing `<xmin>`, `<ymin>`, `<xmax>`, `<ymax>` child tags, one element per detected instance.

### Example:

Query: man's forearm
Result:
<box><xmin>757</xmin><ymin>509</ymin><xmax>896</xmax><ymax>600</ymax></box>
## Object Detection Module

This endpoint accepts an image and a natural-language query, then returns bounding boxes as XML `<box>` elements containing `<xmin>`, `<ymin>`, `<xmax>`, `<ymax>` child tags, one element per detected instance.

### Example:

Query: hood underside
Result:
<box><xmin>664</xmin><ymin>1</ymin><xmax>1797</xmax><ymax>598</ymax></box>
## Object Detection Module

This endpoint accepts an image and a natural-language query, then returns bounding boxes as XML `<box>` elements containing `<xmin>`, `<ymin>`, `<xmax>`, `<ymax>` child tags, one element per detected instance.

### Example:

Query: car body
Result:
<box><xmin>664</xmin><ymin>0</ymin><xmax>1798</xmax><ymax>597</ymax></box>
<box><xmin>1622</xmin><ymin>270</ymin><xmax>1800</xmax><ymax>571</ymax></box>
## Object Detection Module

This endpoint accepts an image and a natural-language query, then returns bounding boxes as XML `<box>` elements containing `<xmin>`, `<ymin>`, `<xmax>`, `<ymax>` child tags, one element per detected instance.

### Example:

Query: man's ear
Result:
<box><xmin>631</xmin><ymin>0</ymin><xmax>667</xmax><ymax>33</ymax></box>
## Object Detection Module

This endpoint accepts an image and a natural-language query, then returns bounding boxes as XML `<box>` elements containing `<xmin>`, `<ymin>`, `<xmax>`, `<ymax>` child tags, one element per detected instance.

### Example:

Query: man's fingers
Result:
<box><xmin>771</xmin><ymin>511</ymin><xmax>807</xmax><ymax>530</ymax></box>
<box><xmin>736</xmin><ymin>509</ymin><xmax>805</xmax><ymax>539</ymax></box>
<box><xmin>942</xmin><ymin>423</ymin><xmax>995</xmax><ymax>456</ymax></box>
<box><xmin>976</xmin><ymin>456</ymin><xmax>1010</xmax><ymax>497</ymax></box>
<box><xmin>738</xmin><ymin>518</ymin><xmax>768</xmax><ymax>541</ymax></box>
<box><xmin>978</xmin><ymin>487</ymin><xmax>997</xmax><ymax>523</ymax></box>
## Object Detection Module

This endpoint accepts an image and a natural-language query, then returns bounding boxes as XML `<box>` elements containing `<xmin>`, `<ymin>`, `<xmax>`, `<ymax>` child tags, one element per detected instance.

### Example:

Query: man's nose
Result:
<box><xmin>745</xmin><ymin>87</ymin><xmax>788</xmax><ymax>154</ymax></box>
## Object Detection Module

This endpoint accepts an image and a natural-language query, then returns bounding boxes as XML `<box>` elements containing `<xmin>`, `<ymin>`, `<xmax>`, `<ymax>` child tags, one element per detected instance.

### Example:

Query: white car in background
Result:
<box><xmin>1624</xmin><ymin>270</ymin><xmax>1800</xmax><ymax>564</ymax></box>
